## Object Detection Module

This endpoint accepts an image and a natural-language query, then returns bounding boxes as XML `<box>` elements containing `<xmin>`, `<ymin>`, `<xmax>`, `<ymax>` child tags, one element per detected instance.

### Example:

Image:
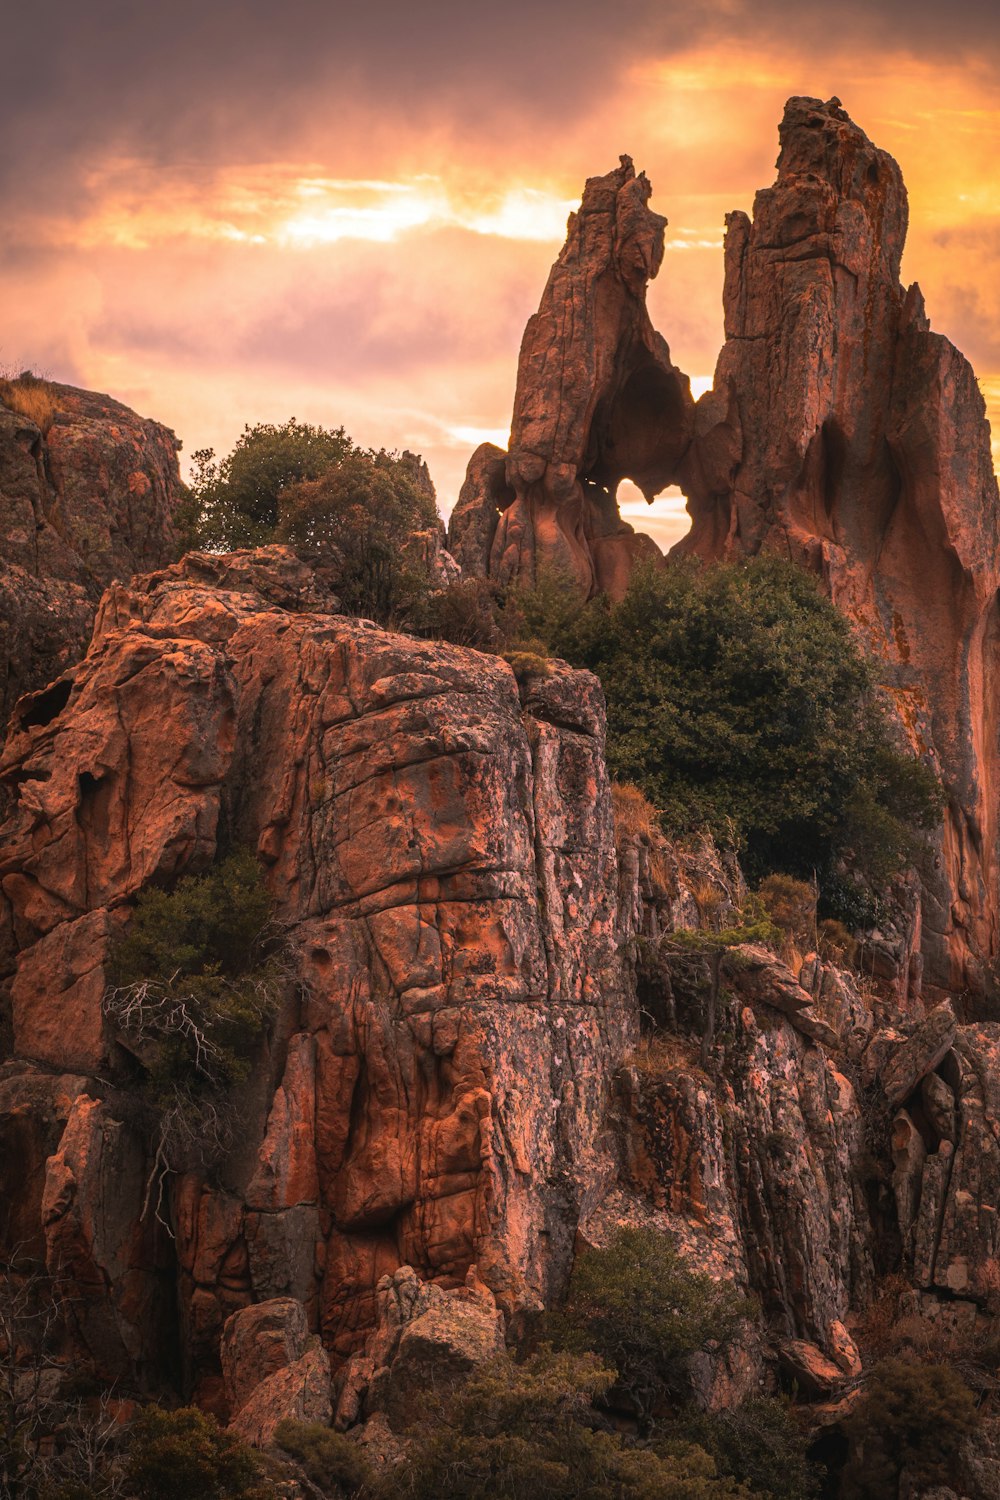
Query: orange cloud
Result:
<box><xmin>0</xmin><ymin>28</ymin><xmax>996</xmax><ymax>540</ymax></box>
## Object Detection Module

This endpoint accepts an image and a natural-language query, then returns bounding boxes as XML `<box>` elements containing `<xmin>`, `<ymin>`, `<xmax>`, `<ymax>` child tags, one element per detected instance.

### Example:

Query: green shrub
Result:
<box><xmin>274</xmin><ymin>1419</ymin><xmax>370</xmax><ymax>1496</ymax></box>
<box><xmin>417</xmin><ymin>576</ymin><xmax>501</xmax><ymax>649</ymax></box>
<box><xmin>123</xmin><ymin>1407</ymin><xmax>270</xmax><ymax>1500</ymax></box>
<box><xmin>191</xmin><ymin>419</ymin><xmax>353</xmax><ymax>550</ymax></box>
<box><xmin>385</xmin><ymin>1347</ymin><xmax>750</xmax><ymax>1499</ymax></box>
<box><xmin>669</xmin><ymin>1395</ymin><xmax>821</xmax><ymax>1500</ymax></box>
<box><xmin>105</xmin><ymin>851</ymin><xmax>285</xmax><ymax>1096</ymax></box>
<box><xmin>517</xmin><ymin>557</ymin><xmax>944</xmax><ymax>913</ymax></box>
<box><xmin>841</xmin><ymin>1357</ymin><xmax>979</xmax><ymax>1498</ymax></box>
<box><xmin>277</xmin><ymin>448</ymin><xmax>440</xmax><ymax>624</ymax></box>
<box><xmin>552</xmin><ymin>1226</ymin><xmax>746</xmax><ymax>1429</ymax></box>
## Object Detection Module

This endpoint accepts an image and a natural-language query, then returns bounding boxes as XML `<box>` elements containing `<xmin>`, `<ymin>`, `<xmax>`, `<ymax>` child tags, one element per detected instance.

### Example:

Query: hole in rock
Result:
<box><xmin>587</xmin><ymin>357</ymin><xmax>691</xmax><ymax>499</ymax></box>
<box><xmin>617</xmin><ymin>480</ymin><xmax>692</xmax><ymax>553</ymax></box>
<box><xmin>18</xmin><ymin>677</ymin><xmax>72</xmax><ymax>730</ymax></box>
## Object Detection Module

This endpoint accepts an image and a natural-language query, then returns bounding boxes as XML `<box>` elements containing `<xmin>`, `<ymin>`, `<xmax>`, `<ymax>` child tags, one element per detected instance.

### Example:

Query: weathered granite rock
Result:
<box><xmin>40</xmin><ymin>1093</ymin><xmax>169</xmax><ymax>1383</ymax></box>
<box><xmin>0</xmin><ymin>548</ymin><xmax>628</xmax><ymax>1391</ymax></box>
<box><xmin>229</xmin><ymin>1341</ymin><xmax>332</xmax><ymax>1447</ymax></box>
<box><xmin>878</xmin><ymin>1002</ymin><xmax>957</xmax><ymax>1107</ymax></box>
<box><xmin>0</xmin><ymin>383</ymin><xmax>183</xmax><ymax>723</ymax></box>
<box><xmin>776</xmin><ymin>1337</ymin><xmax>850</xmax><ymax>1397</ymax></box>
<box><xmin>449</xmin><ymin>157</ymin><xmax>693</xmax><ymax>599</ymax></box>
<box><xmin>221</xmin><ymin>1298</ymin><xmax>310</xmax><ymax>1417</ymax></box>
<box><xmin>335</xmin><ymin>1264</ymin><xmax>504</xmax><ymax>1431</ymax></box>
<box><xmin>677</xmin><ymin>96</ymin><xmax>1000</xmax><ymax>1004</ymax></box>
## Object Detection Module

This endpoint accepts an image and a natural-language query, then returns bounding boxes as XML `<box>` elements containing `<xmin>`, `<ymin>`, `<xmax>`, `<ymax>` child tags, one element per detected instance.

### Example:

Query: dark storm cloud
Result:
<box><xmin>3</xmin><ymin>0</ymin><xmax>996</xmax><ymax>209</ymax></box>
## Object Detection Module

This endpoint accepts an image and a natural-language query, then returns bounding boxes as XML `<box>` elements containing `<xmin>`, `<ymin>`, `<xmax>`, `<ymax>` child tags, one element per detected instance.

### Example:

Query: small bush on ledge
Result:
<box><xmin>104</xmin><ymin>851</ymin><xmax>290</xmax><ymax>1180</ymax></box>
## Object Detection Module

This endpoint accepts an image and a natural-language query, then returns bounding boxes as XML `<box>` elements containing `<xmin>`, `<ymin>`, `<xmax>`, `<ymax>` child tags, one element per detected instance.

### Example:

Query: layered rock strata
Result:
<box><xmin>0</xmin><ymin>381</ymin><xmax>182</xmax><ymax>723</ymax></box>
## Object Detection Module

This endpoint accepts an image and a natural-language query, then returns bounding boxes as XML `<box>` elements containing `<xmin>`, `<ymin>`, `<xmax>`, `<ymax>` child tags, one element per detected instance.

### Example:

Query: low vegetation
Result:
<box><xmin>103</xmin><ymin>851</ymin><xmax>288</xmax><ymax>1183</ymax></box>
<box><xmin>550</xmin><ymin>1226</ymin><xmax>747</xmax><ymax>1431</ymax></box>
<box><xmin>509</xmin><ymin>557</ymin><xmax>944</xmax><ymax>925</ymax></box>
<box><xmin>841</xmin><ymin>1357</ymin><xmax>979</xmax><ymax>1498</ymax></box>
<box><xmin>0</xmin><ymin>371</ymin><xmax>57</xmax><ymax>435</ymax></box>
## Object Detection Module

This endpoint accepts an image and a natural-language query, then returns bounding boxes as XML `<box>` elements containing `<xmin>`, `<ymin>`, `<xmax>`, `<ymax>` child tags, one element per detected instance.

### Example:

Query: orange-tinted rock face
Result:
<box><xmin>0</xmin><ymin>550</ymin><xmax>628</xmax><ymax>1387</ymax></box>
<box><xmin>453</xmin><ymin>98</ymin><xmax>1000</xmax><ymax>1007</ymax></box>
<box><xmin>0</xmin><ymin>383</ymin><xmax>182</xmax><ymax>725</ymax></box>
<box><xmin>448</xmin><ymin>157</ymin><xmax>693</xmax><ymax>599</ymax></box>
<box><xmin>677</xmin><ymin>97</ymin><xmax>1000</xmax><ymax>1004</ymax></box>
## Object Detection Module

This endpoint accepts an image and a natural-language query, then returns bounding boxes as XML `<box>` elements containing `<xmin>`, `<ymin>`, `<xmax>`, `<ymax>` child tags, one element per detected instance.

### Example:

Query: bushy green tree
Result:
<box><xmin>841</xmin><ymin>1358</ymin><xmax>979</xmax><ymax>1498</ymax></box>
<box><xmin>552</xmin><ymin>1226</ymin><xmax>746</xmax><ymax>1429</ymax></box>
<box><xmin>122</xmin><ymin>1407</ymin><xmax>269</xmax><ymax>1500</ymax></box>
<box><xmin>386</xmin><ymin>1347</ymin><xmax>752</xmax><ymax>1500</ymax></box>
<box><xmin>277</xmin><ymin>447</ymin><xmax>440</xmax><ymax>624</ymax></box>
<box><xmin>191</xmin><ymin>419</ymin><xmax>353</xmax><ymax>550</ymax></box>
<box><xmin>670</xmin><ymin>1396</ymin><xmax>821</xmax><ymax>1500</ymax></box>
<box><xmin>516</xmin><ymin>557</ymin><xmax>943</xmax><ymax>910</ymax></box>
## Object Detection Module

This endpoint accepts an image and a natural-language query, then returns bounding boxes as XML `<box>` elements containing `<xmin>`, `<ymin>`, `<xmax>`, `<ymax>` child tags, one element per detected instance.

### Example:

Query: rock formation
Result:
<box><xmin>677</xmin><ymin>96</ymin><xmax>1000</xmax><ymax>1005</ymax></box>
<box><xmin>2</xmin><ymin>99</ymin><xmax>1000</xmax><ymax>1496</ymax></box>
<box><xmin>0</xmin><ymin>380</ymin><xmax>183</xmax><ymax>724</ymax></box>
<box><xmin>452</xmin><ymin>96</ymin><xmax>1000</xmax><ymax>1008</ymax></box>
<box><xmin>448</xmin><ymin>156</ymin><xmax>694</xmax><ymax>598</ymax></box>
<box><xmin>0</xmin><ymin>548</ymin><xmax>626</xmax><ymax>1406</ymax></box>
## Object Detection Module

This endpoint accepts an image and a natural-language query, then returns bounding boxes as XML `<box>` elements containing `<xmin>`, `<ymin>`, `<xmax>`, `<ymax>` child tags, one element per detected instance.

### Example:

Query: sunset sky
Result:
<box><xmin>1</xmin><ymin>1</ymin><xmax>997</xmax><ymax>551</ymax></box>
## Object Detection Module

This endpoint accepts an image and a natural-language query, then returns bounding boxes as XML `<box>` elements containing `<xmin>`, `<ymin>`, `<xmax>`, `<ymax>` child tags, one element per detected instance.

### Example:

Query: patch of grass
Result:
<box><xmin>0</xmin><ymin>372</ymin><xmax>57</xmax><ymax>435</ymax></box>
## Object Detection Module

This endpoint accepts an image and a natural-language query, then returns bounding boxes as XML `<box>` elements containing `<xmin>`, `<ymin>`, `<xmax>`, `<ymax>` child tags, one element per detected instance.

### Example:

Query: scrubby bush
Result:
<box><xmin>386</xmin><ymin>1346</ymin><xmax>750</xmax><ymax>1499</ymax></box>
<box><xmin>104</xmin><ymin>852</ymin><xmax>288</xmax><ymax>1177</ymax></box>
<box><xmin>191</xmin><ymin>418</ymin><xmax>353</xmax><ymax>550</ymax></box>
<box><xmin>417</xmin><ymin>576</ymin><xmax>501</xmax><ymax>649</ymax></box>
<box><xmin>611</xmin><ymin>782</ymin><xmax>663</xmax><ymax>845</ymax></box>
<box><xmin>278</xmin><ymin>448</ymin><xmax>440</xmax><ymax>624</ymax></box>
<box><xmin>517</xmin><ymin>557</ymin><xmax>944</xmax><ymax>917</ymax></box>
<box><xmin>670</xmin><ymin>1396</ymin><xmax>821</xmax><ymax>1500</ymax></box>
<box><xmin>274</xmin><ymin>1419</ymin><xmax>370</xmax><ymax>1496</ymax></box>
<box><xmin>105</xmin><ymin>851</ymin><xmax>285</xmax><ymax>1096</ymax></box>
<box><xmin>122</xmin><ymin>1407</ymin><xmax>269</xmax><ymax>1500</ymax></box>
<box><xmin>757</xmin><ymin>875</ymin><xmax>816</xmax><ymax>955</ymax></box>
<box><xmin>552</xmin><ymin>1226</ymin><xmax>746</xmax><ymax>1428</ymax></box>
<box><xmin>841</xmin><ymin>1357</ymin><xmax>979</xmax><ymax>1498</ymax></box>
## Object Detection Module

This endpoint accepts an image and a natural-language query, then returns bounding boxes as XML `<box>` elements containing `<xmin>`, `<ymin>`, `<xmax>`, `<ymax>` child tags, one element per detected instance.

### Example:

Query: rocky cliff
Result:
<box><xmin>680</xmin><ymin>96</ymin><xmax>1000</xmax><ymax>1008</ymax></box>
<box><xmin>1</xmin><ymin>97</ymin><xmax>1000</xmax><ymax>1499</ymax></box>
<box><xmin>0</xmin><ymin>549</ymin><xmax>626</xmax><ymax>1409</ymax></box>
<box><xmin>0</xmin><ymin>379</ymin><xmax>183</xmax><ymax>724</ymax></box>
<box><xmin>451</xmin><ymin>96</ymin><xmax>1000</xmax><ymax>1012</ymax></box>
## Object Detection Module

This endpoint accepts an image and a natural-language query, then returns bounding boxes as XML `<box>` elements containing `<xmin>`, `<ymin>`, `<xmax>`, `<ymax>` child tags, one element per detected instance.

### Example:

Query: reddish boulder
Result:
<box><xmin>0</xmin><ymin>383</ymin><xmax>183</xmax><ymax>724</ymax></box>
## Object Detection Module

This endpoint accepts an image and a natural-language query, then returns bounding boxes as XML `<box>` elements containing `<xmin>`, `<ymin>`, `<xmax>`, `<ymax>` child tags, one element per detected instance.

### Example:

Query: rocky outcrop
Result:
<box><xmin>676</xmin><ymin>97</ymin><xmax>1000</xmax><ymax>1004</ymax></box>
<box><xmin>0</xmin><ymin>548</ymin><xmax>627</xmax><ymax>1397</ymax></box>
<box><xmin>334</xmin><ymin>1264</ymin><xmax>504</xmax><ymax>1431</ymax></box>
<box><xmin>448</xmin><ymin>157</ymin><xmax>693</xmax><ymax>598</ymax></box>
<box><xmin>0</xmin><ymin>381</ymin><xmax>183</xmax><ymax>723</ymax></box>
<box><xmin>452</xmin><ymin>98</ymin><xmax>1000</xmax><ymax>1010</ymax></box>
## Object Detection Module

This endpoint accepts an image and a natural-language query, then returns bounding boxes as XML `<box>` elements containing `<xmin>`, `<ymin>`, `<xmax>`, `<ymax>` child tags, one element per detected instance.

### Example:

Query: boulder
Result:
<box><xmin>229</xmin><ymin>1341</ymin><xmax>332</xmax><ymax>1447</ymax></box>
<box><xmin>880</xmin><ymin>1003</ymin><xmax>957</xmax><ymax>1107</ymax></box>
<box><xmin>221</xmin><ymin>1298</ymin><xmax>310</xmax><ymax>1417</ymax></box>
<box><xmin>0</xmin><ymin>383</ymin><xmax>182</xmax><ymax>723</ymax></box>
<box><xmin>336</xmin><ymin>1265</ymin><xmax>504</xmax><ymax>1432</ymax></box>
